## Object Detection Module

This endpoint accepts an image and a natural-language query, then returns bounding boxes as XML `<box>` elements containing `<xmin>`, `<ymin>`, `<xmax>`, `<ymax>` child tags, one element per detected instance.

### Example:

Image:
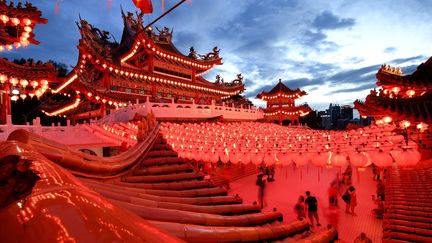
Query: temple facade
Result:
<box><xmin>354</xmin><ymin>57</ymin><xmax>432</xmax><ymax>126</ymax></box>
<box><xmin>256</xmin><ymin>79</ymin><xmax>311</xmax><ymax>125</ymax></box>
<box><xmin>0</xmin><ymin>1</ymin><xmax>56</xmax><ymax>124</ymax></box>
<box><xmin>44</xmin><ymin>10</ymin><xmax>245</xmax><ymax>121</ymax></box>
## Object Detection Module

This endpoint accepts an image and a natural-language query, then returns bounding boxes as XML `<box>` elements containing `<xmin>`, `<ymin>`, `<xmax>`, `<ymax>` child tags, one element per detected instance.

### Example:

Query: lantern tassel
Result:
<box><xmin>300</xmin><ymin>168</ymin><xmax>302</xmax><ymax>180</ymax></box>
<box><xmin>318</xmin><ymin>169</ymin><xmax>320</xmax><ymax>182</ymax></box>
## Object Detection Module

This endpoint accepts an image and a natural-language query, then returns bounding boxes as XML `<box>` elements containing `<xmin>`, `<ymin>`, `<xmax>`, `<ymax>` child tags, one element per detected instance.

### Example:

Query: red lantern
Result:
<box><xmin>132</xmin><ymin>0</ymin><xmax>154</xmax><ymax>14</ymax></box>
<box><xmin>251</xmin><ymin>152</ymin><xmax>264</xmax><ymax>165</ymax></box>
<box><xmin>391</xmin><ymin>148</ymin><xmax>421</xmax><ymax>167</ymax></box>
<box><xmin>295</xmin><ymin>152</ymin><xmax>309</xmax><ymax>166</ymax></box>
<box><xmin>331</xmin><ymin>152</ymin><xmax>348</xmax><ymax>167</ymax></box>
<box><xmin>349</xmin><ymin>151</ymin><xmax>368</xmax><ymax>167</ymax></box>
<box><xmin>313</xmin><ymin>151</ymin><xmax>330</xmax><ymax>167</ymax></box>
<box><xmin>264</xmin><ymin>152</ymin><xmax>276</xmax><ymax>166</ymax></box>
<box><xmin>368</xmin><ymin>149</ymin><xmax>393</xmax><ymax>167</ymax></box>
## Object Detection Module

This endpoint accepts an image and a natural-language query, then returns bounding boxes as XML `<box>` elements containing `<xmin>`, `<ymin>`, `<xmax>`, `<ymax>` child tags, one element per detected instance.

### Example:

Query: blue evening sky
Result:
<box><xmin>3</xmin><ymin>0</ymin><xmax>431</xmax><ymax>110</ymax></box>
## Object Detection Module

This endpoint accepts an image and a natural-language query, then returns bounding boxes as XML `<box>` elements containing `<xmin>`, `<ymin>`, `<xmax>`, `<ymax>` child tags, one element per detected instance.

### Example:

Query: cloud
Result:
<box><xmin>384</xmin><ymin>47</ymin><xmax>397</xmax><ymax>54</ymax></box>
<box><xmin>331</xmin><ymin>83</ymin><xmax>377</xmax><ymax>94</ymax></box>
<box><xmin>312</xmin><ymin>10</ymin><xmax>355</xmax><ymax>30</ymax></box>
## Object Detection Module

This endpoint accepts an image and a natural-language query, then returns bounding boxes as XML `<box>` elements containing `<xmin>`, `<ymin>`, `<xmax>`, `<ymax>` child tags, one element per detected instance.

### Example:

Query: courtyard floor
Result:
<box><xmin>230</xmin><ymin>165</ymin><xmax>383</xmax><ymax>242</ymax></box>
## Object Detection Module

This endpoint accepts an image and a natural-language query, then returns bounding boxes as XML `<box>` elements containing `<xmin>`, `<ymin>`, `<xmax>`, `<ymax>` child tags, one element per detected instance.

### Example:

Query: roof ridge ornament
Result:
<box><xmin>380</xmin><ymin>63</ymin><xmax>403</xmax><ymax>76</ymax></box>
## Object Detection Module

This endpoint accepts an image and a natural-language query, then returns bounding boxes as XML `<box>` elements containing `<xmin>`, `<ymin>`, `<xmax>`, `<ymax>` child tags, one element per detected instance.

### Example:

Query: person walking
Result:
<box><xmin>348</xmin><ymin>186</ymin><xmax>358</xmax><ymax>216</ymax></box>
<box><xmin>294</xmin><ymin>195</ymin><xmax>306</xmax><ymax>220</ymax></box>
<box><xmin>342</xmin><ymin>188</ymin><xmax>351</xmax><ymax>214</ymax></box>
<box><xmin>256</xmin><ymin>174</ymin><xmax>266</xmax><ymax>209</ymax></box>
<box><xmin>328</xmin><ymin>184</ymin><xmax>338</xmax><ymax>207</ymax></box>
<box><xmin>377</xmin><ymin>179</ymin><xmax>385</xmax><ymax>201</ymax></box>
<box><xmin>305</xmin><ymin>191</ymin><xmax>321</xmax><ymax>227</ymax></box>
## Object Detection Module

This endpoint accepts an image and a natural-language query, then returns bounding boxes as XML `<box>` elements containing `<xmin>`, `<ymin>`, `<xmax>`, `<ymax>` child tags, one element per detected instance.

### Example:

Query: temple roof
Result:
<box><xmin>354</xmin><ymin>93</ymin><xmax>432</xmax><ymax>123</ymax></box>
<box><xmin>376</xmin><ymin>56</ymin><xmax>432</xmax><ymax>89</ymax></box>
<box><xmin>256</xmin><ymin>79</ymin><xmax>307</xmax><ymax>100</ymax></box>
<box><xmin>0</xmin><ymin>1</ymin><xmax>47</xmax><ymax>47</ymax></box>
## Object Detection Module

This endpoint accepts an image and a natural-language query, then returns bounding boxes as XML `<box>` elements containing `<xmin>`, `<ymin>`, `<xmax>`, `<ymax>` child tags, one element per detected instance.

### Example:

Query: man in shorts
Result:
<box><xmin>305</xmin><ymin>191</ymin><xmax>321</xmax><ymax>227</ymax></box>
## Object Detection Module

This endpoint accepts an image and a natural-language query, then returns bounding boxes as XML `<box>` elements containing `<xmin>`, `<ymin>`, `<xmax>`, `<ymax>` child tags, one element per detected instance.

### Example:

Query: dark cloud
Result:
<box><xmin>384</xmin><ymin>47</ymin><xmax>397</xmax><ymax>54</ymax></box>
<box><xmin>312</xmin><ymin>11</ymin><xmax>355</xmax><ymax>30</ymax></box>
<box><xmin>387</xmin><ymin>55</ymin><xmax>426</xmax><ymax>65</ymax></box>
<box><xmin>303</xmin><ymin>30</ymin><xmax>327</xmax><ymax>46</ymax></box>
<box><xmin>331</xmin><ymin>83</ymin><xmax>377</xmax><ymax>94</ymax></box>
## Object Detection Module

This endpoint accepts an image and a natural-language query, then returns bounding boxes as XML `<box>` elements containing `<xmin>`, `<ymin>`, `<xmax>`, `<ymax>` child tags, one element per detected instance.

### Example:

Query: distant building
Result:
<box><xmin>319</xmin><ymin>104</ymin><xmax>363</xmax><ymax>130</ymax></box>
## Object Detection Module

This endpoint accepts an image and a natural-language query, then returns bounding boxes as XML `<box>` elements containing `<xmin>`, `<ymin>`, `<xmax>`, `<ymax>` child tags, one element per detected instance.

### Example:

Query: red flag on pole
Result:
<box><xmin>133</xmin><ymin>0</ymin><xmax>154</xmax><ymax>14</ymax></box>
<box><xmin>162</xmin><ymin>0</ymin><xmax>165</xmax><ymax>12</ymax></box>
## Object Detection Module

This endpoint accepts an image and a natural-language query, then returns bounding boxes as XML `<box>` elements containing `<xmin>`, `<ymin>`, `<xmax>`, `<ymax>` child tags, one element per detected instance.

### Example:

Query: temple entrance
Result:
<box><xmin>282</xmin><ymin>120</ymin><xmax>291</xmax><ymax>126</ymax></box>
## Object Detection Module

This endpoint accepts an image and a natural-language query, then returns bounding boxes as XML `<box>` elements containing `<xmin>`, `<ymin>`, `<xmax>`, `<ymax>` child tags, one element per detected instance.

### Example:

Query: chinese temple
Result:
<box><xmin>354</xmin><ymin>57</ymin><xmax>432</xmax><ymax>125</ymax></box>
<box><xmin>0</xmin><ymin>1</ymin><xmax>56</xmax><ymax>124</ymax></box>
<box><xmin>42</xmin><ymin>10</ymin><xmax>245</xmax><ymax>121</ymax></box>
<box><xmin>1</xmin><ymin>0</ymin><xmax>432</xmax><ymax>242</ymax></box>
<box><xmin>256</xmin><ymin>78</ymin><xmax>312</xmax><ymax>125</ymax></box>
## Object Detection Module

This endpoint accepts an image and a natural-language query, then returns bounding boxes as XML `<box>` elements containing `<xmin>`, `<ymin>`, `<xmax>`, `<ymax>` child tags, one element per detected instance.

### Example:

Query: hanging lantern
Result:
<box><xmin>242</xmin><ymin>152</ymin><xmax>251</xmax><ymax>164</ymax></box>
<box><xmin>264</xmin><ymin>152</ymin><xmax>276</xmax><ymax>166</ymax></box>
<box><xmin>349</xmin><ymin>151</ymin><xmax>368</xmax><ymax>167</ymax></box>
<box><xmin>251</xmin><ymin>152</ymin><xmax>264</xmax><ymax>165</ymax></box>
<box><xmin>391</xmin><ymin>148</ymin><xmax>421</xmax><ymax>167</ymax></box>
<box><xmin>294</xmin><ymin>152</ymin><xmax>309</xmax><ymax>167</ymax></box>
<box><xmin>313</xmin><ymin>151</ymin><xmax>330</xmax><ymax>167</ymax></box>
<box><xmin>367</xmin><ymin>149</ymin><xmax>393</xmax><ymax>167</ymax></box>
<box><xmin>331</xmin><ymin>152</ymin><xmax>348</xmax><ymax>167</ymax></box>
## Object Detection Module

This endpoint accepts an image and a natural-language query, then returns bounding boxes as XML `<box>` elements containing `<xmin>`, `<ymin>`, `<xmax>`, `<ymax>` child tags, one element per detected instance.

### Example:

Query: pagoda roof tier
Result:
<box><xmin>53</xmin><ymin>51</ymin><xmax>243</xmax><ymax>97</ymax></box>
<box><xmin>376</xmin><ymin>57</ymin><xmax>432</xmax><ymax>90</ymax></box>
<box><xmin>256</xmin><ymin>79</ymin><xmax>307</xmax><ymax>100</ymax></box>
<box><xmin>355</xmin><ymin>93</ymin><xmax>432</xmax><ymax>123</ymax></box>
<box><xmin>0</xmin><ymin>1</ymin><xmax>48</xmax><ymax>49</ymax></box>
<box><xmin>119</xmin><ymin>11</ymin><xmax>222</xmax><ymax>72</ymax></box>
<box><xmin>0</xmin><ymin>58</ymin><xmax>57</xmax><ymax>81</ymax></box>
<box><xmin>263</xmin><ymin>104</ymin><xmax>312</xmax><ymax>117</ymax></box>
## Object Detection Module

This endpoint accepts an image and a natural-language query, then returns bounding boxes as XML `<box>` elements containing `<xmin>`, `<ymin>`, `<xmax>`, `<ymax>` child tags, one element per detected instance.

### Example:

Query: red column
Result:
<box><xmin>192</xmin><ymin>68</ymin><xmax>196</xmax><ymax>82</ymax></box>
<box><xmin>148</xmin><ymin>55</ymin><xmax>154</xmax><ymax>73</ymax></box>
<box><xmin>100</xmin><ymin>103</ymin><xmax>106</xmax><ymax>118</ymax></box>
<box><xmin>0</xmin><ymin>85</ymin><xmax>11</xmax><ymax>124</ymax></box>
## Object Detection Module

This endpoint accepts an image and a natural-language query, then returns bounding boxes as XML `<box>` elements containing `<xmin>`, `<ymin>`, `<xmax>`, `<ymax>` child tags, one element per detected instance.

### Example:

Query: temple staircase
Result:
<box><xmin>81</xmin><ymin>134</ymin><xmax>338</xmax><ymax>242</ymax></box>
<box><xmin>382</xmin><ymin>160</ymin><xmax>432</xmax><ymax>242</ymax></box>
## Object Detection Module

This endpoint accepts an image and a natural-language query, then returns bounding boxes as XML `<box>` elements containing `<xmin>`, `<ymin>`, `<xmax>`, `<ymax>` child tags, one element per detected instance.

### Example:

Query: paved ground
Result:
<box><xmin>230</xmin><ymin>165</ymin><xmax>383</xmax><ymax>242</ymax></box>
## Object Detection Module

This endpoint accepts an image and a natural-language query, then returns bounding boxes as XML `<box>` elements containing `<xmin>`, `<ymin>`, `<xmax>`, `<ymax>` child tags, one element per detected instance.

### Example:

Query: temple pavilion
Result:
<box><xmin>0</xmin><ymin>1</ymin><xmax>56</xmax><ymax>124</ymax></box>
<box><xmin>256</xmin><ymin>78</ymin><xmax>312</xmax><ymax>125</ymax></box>
<box><xmin>42</xmin><ymin>10</ymin><xmax>245</xmax><ymax>122</ymax></box>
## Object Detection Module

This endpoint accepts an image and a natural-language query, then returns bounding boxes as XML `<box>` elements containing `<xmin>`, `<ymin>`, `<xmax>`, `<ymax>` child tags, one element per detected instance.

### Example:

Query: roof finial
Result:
<box><xmin>278</xmin><ymin>78</ymin><xmax>282</xmax><ymax>83</ymax></box>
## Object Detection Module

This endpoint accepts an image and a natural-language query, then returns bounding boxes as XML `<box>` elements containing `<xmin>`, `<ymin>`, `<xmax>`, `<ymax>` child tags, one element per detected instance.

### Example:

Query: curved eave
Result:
<box><xmin>359</xmin><ymin>94</ymin><xmax>432</xmax><ymax>122</ymax></box>
<box><xmin>376</xmin><ymin>69</ymin><xmax>432</xmax><ymax>89</ymax></box>
<box><xmin>136</xmin><ymin>32</ymin><xmax>222</xmax><ymax>71</ymax></box>
<box><xmin>263</xmin><ymin>106</ymin><xmax>312</xmax><ymax>117</ymax></box>
<box><xmin>256</xmin><ymin>90</ymin><xmax>307</xmax><ymax>100</ymax></box>
<box><xmin>66</xmin><ymin>50</ymin><xmax>243</xmax><ymax>97</ymax></box>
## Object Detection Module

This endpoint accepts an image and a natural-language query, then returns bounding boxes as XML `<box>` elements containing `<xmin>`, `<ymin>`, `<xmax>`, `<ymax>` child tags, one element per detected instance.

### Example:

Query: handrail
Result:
<box><xmin>0</xmin><ymin>141</ymin><xmax>183</xmax><ymax>243</ymax></box>
<box><xmin>6</xmin><ymin>123</ymin><xmax>160</xmax><ymax>179</ymax></box>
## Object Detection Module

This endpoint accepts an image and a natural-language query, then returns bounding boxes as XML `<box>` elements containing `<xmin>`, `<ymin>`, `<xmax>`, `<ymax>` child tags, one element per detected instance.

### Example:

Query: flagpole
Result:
<box><xmin>144</xmin><ymin>0</ymin><xmax>187</xmax><ymax>29</ymax></box>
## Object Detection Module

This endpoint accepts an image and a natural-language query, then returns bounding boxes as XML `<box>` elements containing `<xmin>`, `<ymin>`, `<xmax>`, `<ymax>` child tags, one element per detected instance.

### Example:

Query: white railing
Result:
<box><xmin>99</xmin><ymin>97</ymin><xmax>264</xmax><ymax>123</ymax></box>
<box><xmin>0</xmin><ymin>116</ymin><xmax>117</xmax><ymax>147</ymax></box>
